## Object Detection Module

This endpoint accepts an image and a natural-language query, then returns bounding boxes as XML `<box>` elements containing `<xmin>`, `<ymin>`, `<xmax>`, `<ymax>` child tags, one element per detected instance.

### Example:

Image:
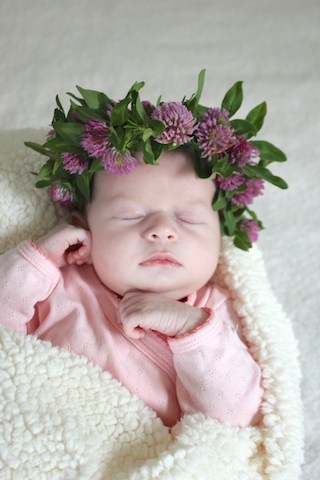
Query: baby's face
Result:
<box><xmin>85</xmin><ymin>150</ymin><xmax>221</xmax><ymax>300</ymax></box>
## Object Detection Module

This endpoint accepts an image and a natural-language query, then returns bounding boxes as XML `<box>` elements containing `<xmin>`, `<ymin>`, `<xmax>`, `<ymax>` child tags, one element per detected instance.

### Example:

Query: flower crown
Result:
<box><xmin>25</xmin><ymin>69</ymin><xmax>287</xmax><ymax>251</ymax></box>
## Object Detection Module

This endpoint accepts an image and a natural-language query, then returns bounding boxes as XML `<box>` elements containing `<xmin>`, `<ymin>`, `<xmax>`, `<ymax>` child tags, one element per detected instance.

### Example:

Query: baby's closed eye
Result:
<box><xmin>175</xmin><ymin>210</ymin><xmax>206</xmax><ymax>225</ymax></box>
<box><xmin>112</xmin><ymin>208</ymin><xmax>146</xmax><ymax>221</ymax></box>
<box><xmin>119</xmin><ymin>215</ymin><xmax>145</xmax><ymax>221</ymax></box>
<box><xmin>112</xmin><ymin>206</ymin><xmax>207</xmax><ymax>225</ymax></box>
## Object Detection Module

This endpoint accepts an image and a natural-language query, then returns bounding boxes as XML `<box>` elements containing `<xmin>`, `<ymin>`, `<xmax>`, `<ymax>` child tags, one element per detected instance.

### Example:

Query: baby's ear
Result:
<box><xmin>70</xmin><ymin>211</ymin><xmax>93</xmax><ymax>265</ymax></box>
<box><xmin>71</xmin><ymin>210</ymin><xmax>89</xmax><ymax>229</ymax></box>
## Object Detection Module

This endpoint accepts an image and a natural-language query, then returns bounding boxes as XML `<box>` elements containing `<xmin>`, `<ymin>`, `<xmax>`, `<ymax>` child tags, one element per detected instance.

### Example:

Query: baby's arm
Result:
<box><xmin>0</xmin><ymin>241</ymin><xmax>60</xmax><ymax>333</ymax></box>
<box><xmin>119</xmin><ymin>290</ymin><xmax>263</xmax><ymax>427</ymax></box>
<box><xmin>0</xmin><ymin>224</ymin><xmax>91</xmax><ymax>333</ymax></box>
<box><xmin>168</xmin><ymin>297</ymin><xmax>263</xmax><ymax>427</ymax></box>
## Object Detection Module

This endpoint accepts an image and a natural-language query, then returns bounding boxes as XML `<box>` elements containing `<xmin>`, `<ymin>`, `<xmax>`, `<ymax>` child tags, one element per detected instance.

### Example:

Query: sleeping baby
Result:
<box><xmin>0</xmin><ymin>70</ymin><xmax>288</xmax><ymax>428</ymax></box>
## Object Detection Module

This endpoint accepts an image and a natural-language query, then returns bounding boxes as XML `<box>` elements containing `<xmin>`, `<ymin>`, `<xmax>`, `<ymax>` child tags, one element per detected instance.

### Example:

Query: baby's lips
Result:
<box><xmin>139</xmin><ymin>252</ymin><xmax>182</xmax><ymax>266</ymax></box>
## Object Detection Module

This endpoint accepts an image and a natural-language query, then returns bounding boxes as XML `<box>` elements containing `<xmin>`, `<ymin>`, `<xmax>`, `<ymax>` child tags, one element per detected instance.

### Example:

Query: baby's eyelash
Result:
<box><xmin>178</xmin><ymin>216</ymin><xmax>201</xmax><ymax>225</ymax></box>
<box><xmin>119</xmin><ymin>215</ymin><xmax>144</xmax><ymax>220</ymax></box>
<box><xmin>115</xmin><ymin>213</ymin><xmax>203</xmax><ymax>224</ymax></box>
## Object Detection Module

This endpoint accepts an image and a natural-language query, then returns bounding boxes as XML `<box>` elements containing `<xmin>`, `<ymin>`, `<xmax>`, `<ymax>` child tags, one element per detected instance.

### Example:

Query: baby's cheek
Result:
<box><xmin>199</xmin><ymin>234</ymin><xmax>220</xmax><ymax>275</ymax></box>
<box><xmin>93</xmin><ymin>229</ymin><xmax>118</xmax><ymax>252</ymax></box>
<box><xmin>93</xmin><ymin>232</ymin><xmax>131</xmax><ymax>272</ymax></box>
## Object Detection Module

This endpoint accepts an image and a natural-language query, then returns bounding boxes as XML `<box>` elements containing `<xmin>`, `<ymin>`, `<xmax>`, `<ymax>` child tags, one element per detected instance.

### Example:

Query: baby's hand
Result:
<box><xmin>34</xmin><ymin>224</ymin><xmax>92</xmax><ymax>268</ymax></box>
<box><xmin>119</xmin><ymin>291</ymin><xmax>209</xmax><ymax>339</ymax></box>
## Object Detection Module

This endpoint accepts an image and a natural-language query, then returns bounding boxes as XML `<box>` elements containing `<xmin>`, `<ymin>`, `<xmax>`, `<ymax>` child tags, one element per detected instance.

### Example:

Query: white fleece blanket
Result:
<box><xmin>0</xmin><ymin>129</ymin><xmax>304</xmax><ymax>479</ymax></box>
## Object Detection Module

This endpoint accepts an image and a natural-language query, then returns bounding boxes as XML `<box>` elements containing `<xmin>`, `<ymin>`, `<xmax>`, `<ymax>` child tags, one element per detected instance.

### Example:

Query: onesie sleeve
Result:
<box><xmin>167</xmin><ymin>294</ymin><xmax>263</xmax><ymax>427</ymax></box>
<box><xmin>0</xmin><ymin>240</ymin><xmax>61</xmax><ymax>333</ymax></box>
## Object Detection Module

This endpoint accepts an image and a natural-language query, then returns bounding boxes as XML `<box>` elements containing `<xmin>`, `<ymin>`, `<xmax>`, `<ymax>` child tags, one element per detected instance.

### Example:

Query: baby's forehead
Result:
<box><xmin>93</xmin><ymin>157</ymin><xmax>215</xmax><ymax>208</ymax></box>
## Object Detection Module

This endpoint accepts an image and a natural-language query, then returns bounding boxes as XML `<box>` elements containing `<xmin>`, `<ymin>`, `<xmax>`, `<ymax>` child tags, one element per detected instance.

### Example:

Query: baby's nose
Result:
<box><xmin>143</xmin><ymin>213</ymin><xmax>178</xmax><ymax>242</ymax></box>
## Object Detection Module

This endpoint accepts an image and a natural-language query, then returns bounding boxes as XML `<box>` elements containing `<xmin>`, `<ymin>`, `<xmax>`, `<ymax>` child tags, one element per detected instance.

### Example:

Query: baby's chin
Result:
<box><xmin>112</xmin><ymin>273</ymin><xmax>217</xmax><ymax>300</ymax></box>
<box><xmin>118</xmin><ymin>285</ymin><xmax>196</xmax><ymax>301</ymax></box>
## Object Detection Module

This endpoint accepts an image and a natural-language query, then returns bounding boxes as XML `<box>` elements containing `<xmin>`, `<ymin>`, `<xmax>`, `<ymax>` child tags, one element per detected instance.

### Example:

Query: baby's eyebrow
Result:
<box><xmin>107</xmin><ymin>196</ymin><xmax>140</xmax><ymax>207</ymax></box>
<box><xmin>107</xmin><ymin>197</ymin><xmax>208</xmax><ymax>210</ymax></box>
<box><xmin>177</xmin><ymin>201</ymin><xmax>209</xmax><ymax>211</ymax></box>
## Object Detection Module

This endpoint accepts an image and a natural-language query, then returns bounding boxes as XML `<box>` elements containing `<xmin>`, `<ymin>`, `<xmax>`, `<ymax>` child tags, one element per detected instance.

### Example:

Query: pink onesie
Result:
<box><xmin>0</xmin><ymin>240</ymin><xmax>263</xmax><ymax>427</ymax></box>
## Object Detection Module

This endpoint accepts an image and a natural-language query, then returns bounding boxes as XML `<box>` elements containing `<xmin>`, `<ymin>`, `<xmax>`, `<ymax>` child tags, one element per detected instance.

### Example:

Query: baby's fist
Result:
<box><xmin>119</xmin><ymin>291</ymin><xmax>208</xmax><ymax>339</ymax></box>
<box><xmin>34</xmin><ymin>224</ymin><xmax>92</xmax><ymax>268</ymax></box>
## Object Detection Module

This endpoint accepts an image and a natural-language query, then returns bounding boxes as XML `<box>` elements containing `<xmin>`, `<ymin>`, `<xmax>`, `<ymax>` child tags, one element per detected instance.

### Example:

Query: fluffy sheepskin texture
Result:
<box><xmin>0</xmin><ymin>129</ymin><xmax>304</xmax><ymax>479</ymax></box>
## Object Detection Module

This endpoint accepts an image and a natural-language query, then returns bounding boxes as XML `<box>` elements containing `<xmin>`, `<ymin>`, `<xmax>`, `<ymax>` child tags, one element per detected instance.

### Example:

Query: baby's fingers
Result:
<box><xmin>118</xmin><ymin>305</ymin><xmax>146</xmax><ymax>339</ymax></box>
<box><xmin>124</xmin><ymin>325</ymin><xmax>146</xmax><ymax>339</ymax></box>
<box><xmin>66</xmin><ymin>242</ymin><xmax>92</xmax><ymax>265</ymax></box>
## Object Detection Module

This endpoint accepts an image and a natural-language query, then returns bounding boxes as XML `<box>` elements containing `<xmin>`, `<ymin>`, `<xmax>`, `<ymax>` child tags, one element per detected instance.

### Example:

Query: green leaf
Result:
<box><xmin>53</xmin><ymin>107</ymin><xmax>66</xmax><ymax>123</ymax></box>
<box><xmin>110</xmin><ymin>97</ymin><xmax>131</xmax><ymax>125</ymax></box>
<box><xmin>230</xmin><ymin>119</ymin><xmax>257</xmax><ymax>136</ymax></box>
<box><xmin>246</xmin><ymin>102</ymin><xmax>267</xmax><ymax>133</ymax></box>
<box><xmin>55</xmin><ymin>95</ymin><xmax>65</xmax><ymax>113</ymax></box>
<box><xmin>70</xmin><ymin>101</ymin><xmax>105</xmax><ymax>122</ymax></box>
<box><xmin>233</xmin><ymin>230</ymin><xmax>252</xmax><ymax>251</ymax></box>
<box><xmin>166</xmin><ymin>143</ymin><xmax>178</xmax><ymax>152</ymax></box>
<box><xmin>244</xmin><ymin>208</ymin><xmax>263</xmax><ymax>230</ymax></box>
<box><xmin>52</xmin><ymin>122</ymin><xmax>84</xmax><ymax>145</ymax></box>
<box><xmin>75</xmin><ymin>173</ymin><xmax>90</xmax><ymax>201</ymax></box>
<box><xmin>24</xmin><ymin>141</ymin><xmax>45</xmax><ymax>154</ymax></box>
<box><xmin>110</xmin><ymin>81</ymin><xmax>145</xmax><ymax>126</ymax></box>
<box><xmin>44</xmin><ymin>136</ymin><xmax>83</xmax><ymax>154</ymax></box>
<box><xmin>76</xmin><ymin>86</ymin><xmax>111</xmax><ymax>110</ymax></box>
<box><xmin>193</xmin><ymin>149</ymin><xmax>212</xmax><ymax>178</ymax></box>
<box><xmin>37</xmin><ymin>159</ymin><xmax>54</xmax><ymax>178</ymax></box>
<box><xmin>252</xmin><ymin>140</ymin><xmax>287</xmax><ymax>164</ymax></box>
<box><xmin>108</xmin><ymin>126</ymin><xmax>120</xmax><ymax>147</ymax></box>
<box><xmin>24</xmin><ymin>141</ymin><xmax>61</xmax><ymax>161</ymax></box>
<box><xmin>196</xmin><ymin>69</ymin><xmax>206</xmax><ymax>102</ymax></box>
<box><xmin>67</xmin><ymin>91</ymin><xmax>84</xmax><ymax>104</ymax></box>
<box><xmin>212</xmin><ymin>188</ymin><xmax>227</xmax><ymax>210</ymax></box>
<box><xmin>245</xmin><ymin>207</ymin><xmax>258</xmax><ymax>222</ymax></box>
<box><xmin>109</xmin><ymin>126</ymin><xmax>126</xmax><ymax>150</ymax></box>
<box><xmin>123</xmin><ymin>128</ymin><xmax>133</xmax><ymax>149</ymax></box>
<box><xmin>130</xmin><ymin>81</ymin><xmax>145</xmax><ymax>94</ymax></box>
<box><xmin>149</xmin><ymin>119</ymin><xmax>165</xmax><ymax>136</ymax></box>
<box><xmin>221</xmin><ymin>81</ymin><xmax>243</xmax><ymax>117</ymax></box>
<box><xmin>195</xmin><ymin>104</ymin><xmax>209</xmax><ymax>117</ymax></box>
<box><xmin>185</xmin><ymin>69</ymin><xmax>206</xmax><ymax>113</ymax></box>
<box><xmin>224</xmin><ymin>209</ymin><xmax>236</xmax><ymax>236</ymax></box>
<box><xmin>35</xmin><ymin>179</ymin><xmax>53</xmax><ymax>188</ymax></box>
<box><xmin>142</xmin><ymin>128</ymin><xmax>153</xmax><ymax>142</ymax></box>
<box><xmin>156</xmin><ymin>95</ymin><xmax>162</xmax><ymax>106</ymax></box>
<box><xmin>211</xmin><ymin>155</ymin><xmax>236</xmax><ymax>178</ymax></box>
<box><xmin>132</xmin><ymin>90</ymin><xmax>148</xmax><ymax>123</ymax></box>
<box><xmin>126</xmin><ymin>138</ymin><xmax>140</xmax><ymax>151</ymax></box>
<box><xmin>149</xmin><ymin>138</ymin><xmax>163</xmax><ymax>160</ymax></box>
<box><xmin>243</xmin><ymin>164</ymin><xmax>288</xmax><ymax>189</ymax></box>
<box><xmin>53</xmin><ymin>159</ymin><xmax>63</xmax><ymax>175</ymax></box>
<box><xmin>52</xmin><ymin>162</ymin><xmax>70</xmax><ymax>179</ymax></box>
<box><xmin>142</xmin><ymin>138</ymin><xmax>157</xmax><ymax>164</ymax></box>
<box><xmin>88</xmin><ymin>158</ymin><xmax>104</xmax><ymax>174</ymax></box>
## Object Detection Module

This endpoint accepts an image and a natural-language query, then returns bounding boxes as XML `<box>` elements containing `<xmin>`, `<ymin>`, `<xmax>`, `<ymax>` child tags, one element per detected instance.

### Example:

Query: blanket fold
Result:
<box><xmin>0</xmin><ymin>129</ymin><xmax>304</xmax><ymax>479</ymax></box>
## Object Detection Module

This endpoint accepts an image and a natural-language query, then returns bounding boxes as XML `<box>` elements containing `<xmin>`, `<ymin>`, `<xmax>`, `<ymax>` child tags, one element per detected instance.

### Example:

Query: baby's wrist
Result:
<box><xmin>175</xmin><ymin>307</ymin><xmax>209</xmax><ymax>337</ymax></box>
<box><xmin>30</xmin><ymin>240</ymin><xmax>59</xmax><ymax>267</ymax></box>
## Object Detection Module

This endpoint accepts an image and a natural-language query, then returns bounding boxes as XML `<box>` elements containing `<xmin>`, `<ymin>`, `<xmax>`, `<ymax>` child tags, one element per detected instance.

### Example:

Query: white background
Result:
<box><xmin>0</xmin><ymin>0</ymin><xmax>319</xmax><ymax>477</ymax></box>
